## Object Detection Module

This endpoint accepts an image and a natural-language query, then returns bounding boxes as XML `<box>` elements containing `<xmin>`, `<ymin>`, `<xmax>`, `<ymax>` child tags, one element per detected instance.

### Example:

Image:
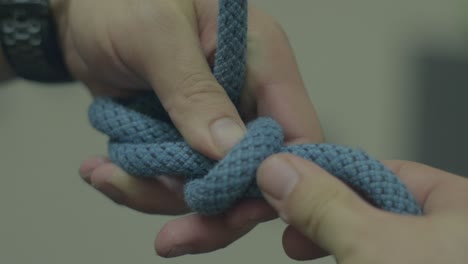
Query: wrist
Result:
<box><xmin>0</xmin><ymin>44</ymin><xmax>14</xmax><ymax>81</ymax></box>
<box><xmin>50</xmin><ymin>0</ymin><xmax>68</xmax><ymax>50</ymax></box>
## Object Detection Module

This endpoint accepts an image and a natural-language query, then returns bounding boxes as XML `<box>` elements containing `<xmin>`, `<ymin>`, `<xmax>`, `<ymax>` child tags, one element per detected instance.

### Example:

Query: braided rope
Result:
<box><xmin>88</xmin><ymin>0</ymin><xmax>422</xmax><ymax>216</ymax></box>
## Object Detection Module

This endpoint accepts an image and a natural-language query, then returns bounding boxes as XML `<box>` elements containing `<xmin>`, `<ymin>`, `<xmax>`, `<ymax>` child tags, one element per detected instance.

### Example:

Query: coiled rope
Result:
<box><xmin>89</xmin><ymin>0</ymin><xmax>422</xmax><ymax>216</ymax></box>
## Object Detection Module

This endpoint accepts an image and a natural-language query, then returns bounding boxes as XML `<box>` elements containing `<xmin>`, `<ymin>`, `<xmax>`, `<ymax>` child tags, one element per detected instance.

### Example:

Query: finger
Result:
<box><xmin>223</xmin><ymin>199</ymin><xmax>277</xmax><ymax>229</ymax></box>
<box><xmin>257</xmin><ymin>154</ymin><xmax>377</xmax><ymax>256</ymax></box>
<box><xmin>81</xmin><ymin>158</ymin><xmax>188</xmax><ymax>215</ymax></box>
<box><xmin>79</xmin><ymin>156</ymin><xmax>111</xmax><ymax>183</ymax></box>
<box><xmin>243</xmin><ymin>9</ymin><xmax>323</xmax><ymax>144</ymax></box>
<box><xmin>282</xmin><ymin>225</ymin><xmax>328</xmax><ymax>261</ymax></box>
<box><xmin>121</xmin><ymin>3</ymin><xmax>245</xmax><ymax>159</ymax></box>
<box><xmin>195</xmin><ymin>6</ymin><xmax>323</xmax><ymax>145</ymax></box>
<box><xmin>156</xmin><ymin>214</ymin><xmax>254</xmax><ymax>258</ymax></box>
<box><xmin>383</xmin><ymin>160</ymin><xmax>468</xmax><ymax>214</ymax></box>
<box><xmin>156</xmin><ymin>201</ymin><xmax>276</xmax><ymax>258</ymax></box>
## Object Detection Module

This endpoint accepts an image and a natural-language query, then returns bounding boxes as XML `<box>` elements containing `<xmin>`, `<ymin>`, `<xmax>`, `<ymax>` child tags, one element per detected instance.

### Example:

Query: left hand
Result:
<box><xmin>69</xmin><ymin>0</ymin><xmax>323</xmax><ymax>257</ymax></box>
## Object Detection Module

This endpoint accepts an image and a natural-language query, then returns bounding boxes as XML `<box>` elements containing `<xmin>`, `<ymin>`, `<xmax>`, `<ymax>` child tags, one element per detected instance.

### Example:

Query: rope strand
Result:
<box><xmin>88</xmin><ymin>0</ymin><xmax>422</xmax><ymax>216</ymax></box>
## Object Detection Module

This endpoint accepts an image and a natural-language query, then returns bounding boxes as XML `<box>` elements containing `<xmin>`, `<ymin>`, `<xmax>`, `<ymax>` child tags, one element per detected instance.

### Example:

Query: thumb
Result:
<box><xmin>157</xmin><ymin>70</ymin><xmax>247</xmax><ymax>160</ymax></box>
<box><xmin>127</xmin><ymin>3</ymin><xmax>246</xmax><ymax>160</ymax></box>
<box><xmin>257</xmin><ymin>154</ymin><xmax>378</xmax><ymax>255</ymax></box>
<box><xmin>144</xmin><ymin>39</ymin><xmax>246</xmax><ymax>160</ymax></box>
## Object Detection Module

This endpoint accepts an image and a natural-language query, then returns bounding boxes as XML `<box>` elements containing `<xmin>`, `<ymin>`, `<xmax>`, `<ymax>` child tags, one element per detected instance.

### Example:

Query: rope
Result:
<box><xmin>88</xmin><ymin>0</ymin><xmax>422</xmax><ymax>216</ymax></box>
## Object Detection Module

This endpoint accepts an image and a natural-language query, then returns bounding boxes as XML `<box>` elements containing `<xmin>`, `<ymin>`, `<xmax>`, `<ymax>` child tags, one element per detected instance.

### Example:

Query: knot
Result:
<box><xmin>89</xmin><ymin>95</ymin><xmax>422</xmax><ymax>216</ymax></box>
<box><xmin>88</xmin><ymin>0</ymin><xmax>422</xmax><ymax>216</ymax></box>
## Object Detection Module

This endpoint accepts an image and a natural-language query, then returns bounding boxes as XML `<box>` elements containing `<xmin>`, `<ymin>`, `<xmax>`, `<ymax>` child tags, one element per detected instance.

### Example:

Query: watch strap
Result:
<box><xmin>0</xmin><ymin>0</ymin><xmax>72</xmax><ymax>82</ymax></box>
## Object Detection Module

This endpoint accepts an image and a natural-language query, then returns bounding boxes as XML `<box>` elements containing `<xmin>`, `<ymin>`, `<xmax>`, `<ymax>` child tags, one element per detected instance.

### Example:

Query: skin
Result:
<box><xmin>257</xmin><ymin>155</ymin><xmax>468</xmax><ymax>263</ymax></box>
<box><xmin>9</xmin><ymin>1</ymin><xmax>465</xmax><ymax>262</ymax></box>
<box><xmin>2</xmin><ymin>0</ymin><xmax>322</xmax><ymax>257</ymax></box>
<box><xmin>47</xmin><ymin>0</ymin><xmax>323</xmax><ymax>257</ymax></box>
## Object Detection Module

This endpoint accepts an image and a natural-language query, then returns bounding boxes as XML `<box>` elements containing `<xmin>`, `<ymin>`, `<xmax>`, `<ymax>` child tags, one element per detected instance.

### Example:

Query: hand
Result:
<box><xmin>54</xmin><ymin>0</ymin><xmax>322</xmax><ymax>158</ymax></box>
<box><xmin>257</xmin><ymin>154</ymin><xmax>468</xmax><ymax>263</ymax></box>
<box><xmin>58</xmin><ymin>0</ymin><xmax>324</xmax><ymax>257</ymax></box>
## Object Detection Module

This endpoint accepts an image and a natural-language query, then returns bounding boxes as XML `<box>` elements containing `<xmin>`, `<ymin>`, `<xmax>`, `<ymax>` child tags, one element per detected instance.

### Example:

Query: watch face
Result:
<box><xmin>0</xmin><ymin>0</ymin><xmax>49</xmax><ymax>18</ymax></box>
<box><xmin>0</xmin><ymin>0</ymin><xmax>72</xmax><ymax>82</ymax></box>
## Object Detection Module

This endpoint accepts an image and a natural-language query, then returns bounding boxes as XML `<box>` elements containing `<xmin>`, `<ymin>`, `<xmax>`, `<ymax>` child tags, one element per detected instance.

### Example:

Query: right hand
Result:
<box><xmin>56</xmin><ymin>0</ymin><xmax>323</xmax><ymax>158</ymax></box>
<box><xmin>66</xmin><ymin>0</ymin><xmax>323</xmax><ymax>257</ymax></box>
<box><xmin>257</xmin><ymin>155</ymin><xmax>468</xmax><ymax>263</ymax></box>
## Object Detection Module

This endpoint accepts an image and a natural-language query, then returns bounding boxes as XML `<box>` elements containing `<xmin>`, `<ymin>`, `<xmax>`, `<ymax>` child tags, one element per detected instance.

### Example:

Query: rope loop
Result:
<box><xmin>88</xmin><ymin>0</ymin><xmax>422</xmax><ymax>216</ymax></box>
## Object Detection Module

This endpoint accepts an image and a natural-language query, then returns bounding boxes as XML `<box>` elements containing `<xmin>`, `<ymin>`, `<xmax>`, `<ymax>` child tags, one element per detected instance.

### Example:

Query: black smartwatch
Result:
<box><xmin>0</xmin><ymin>0</ymin><xmax>72</xmax><ymax>82</ymax></box>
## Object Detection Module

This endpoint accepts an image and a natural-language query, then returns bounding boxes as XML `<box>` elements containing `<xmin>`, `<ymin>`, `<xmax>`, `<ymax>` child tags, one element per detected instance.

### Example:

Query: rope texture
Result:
<box><xmin>88</xmin><ymin>0</ymin><xmax>422</xmax><ymax>216</ymax></box>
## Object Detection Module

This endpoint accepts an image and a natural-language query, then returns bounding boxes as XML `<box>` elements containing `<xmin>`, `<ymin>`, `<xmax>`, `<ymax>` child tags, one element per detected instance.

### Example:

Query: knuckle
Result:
<box><xmin>251</xmin><ymin>9</ymin><xmax>288</xmax><ymax>40</ymax></box>
<box><xmin>294</xmin><ymin>185</ymin><xmax>347</xmax><ymax>238</ymax></box>
<box><xmin>293</xmin><ymin>185</ymin><xmax>371</xmax><ymax>259</ymax></box>
<box><xmin>267</xmin><ymin>16</ymin><xmax>288</xmax><ymax>38</ymax></box>
<box><xmin>131</xmin><ymin>1</ymin><xmax>187</xmax><ymax>35</ymax></box>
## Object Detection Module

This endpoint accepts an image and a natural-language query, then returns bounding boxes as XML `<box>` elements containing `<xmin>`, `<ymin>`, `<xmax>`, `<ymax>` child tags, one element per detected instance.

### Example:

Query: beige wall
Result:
<box><xmin>0</xmin><ymin>1</ymin><xmax>465</xmax><ymax>263</ymax></box>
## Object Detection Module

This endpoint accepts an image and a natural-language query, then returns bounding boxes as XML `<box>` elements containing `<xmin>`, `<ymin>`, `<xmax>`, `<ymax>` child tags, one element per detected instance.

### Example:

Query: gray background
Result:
<box><xmin>1</xmin><ymin>0</ymin><xmax>466</xmax><ymax>263</ymax></box>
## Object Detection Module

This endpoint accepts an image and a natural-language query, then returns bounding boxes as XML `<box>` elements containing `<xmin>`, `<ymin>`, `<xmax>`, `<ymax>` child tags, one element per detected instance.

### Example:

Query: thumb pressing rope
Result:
<box><xmin>88</xmin><ymin>0</ymin><xmax>422</xmax><ymax>216</ymax></box>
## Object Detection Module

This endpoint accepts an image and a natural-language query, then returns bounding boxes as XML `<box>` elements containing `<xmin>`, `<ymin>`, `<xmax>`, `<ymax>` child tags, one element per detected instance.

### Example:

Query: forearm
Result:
<box><xmin>0</xmin><ymin>46</ymin><xmax>14</xmax><ymax>81</ymax></box>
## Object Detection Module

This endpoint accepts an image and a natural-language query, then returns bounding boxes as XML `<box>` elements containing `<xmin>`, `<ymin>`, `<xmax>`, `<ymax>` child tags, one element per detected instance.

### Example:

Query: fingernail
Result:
<box><xmin>159</xmin><ymin>176</ymin><xmax>184</xmax><ymax>193</ymax></box>
<box><xmin>210</xmin><ymin>118</ymin><xmax>245</xmax><ymax>155</ymax></box>
<box><xmin>158</xmin><ymin>176</ymin><xmax>185</xmax><ymax>200</ymax></box>
<box><xmin>166</xmin><ymin>246</ymin><xmax>193</xmax><ymax>258</ymax></box>
<box><xmin>79</xmin><ymin>170</ymin><xmax>92</xmax><ymax>183</ymax></box>
<box><xmin>258</xmin><ymin>156</ymin><xmax>299</xmax><ymax>202</ymax></box>
<box><xmin>79</xmin><ymin>157</ymin><xmax>110</xmax><ymax>182</ymax></box>
<box><xmin>79</xmin><ymin>166</ymin><xmax>94</xmax><ymax>182</ymax></box>
<box><xmin>95</xmin><ymin>184</ymin><xmax>126</xmax><ymax>205</ymax></box>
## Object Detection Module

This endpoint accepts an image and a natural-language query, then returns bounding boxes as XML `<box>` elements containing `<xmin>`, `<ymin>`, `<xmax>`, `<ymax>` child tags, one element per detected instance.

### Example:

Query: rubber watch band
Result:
<box><xmin>0</xmin><ymin>0</ymin><xmax>72</xmax><ymax>82</ymax></box>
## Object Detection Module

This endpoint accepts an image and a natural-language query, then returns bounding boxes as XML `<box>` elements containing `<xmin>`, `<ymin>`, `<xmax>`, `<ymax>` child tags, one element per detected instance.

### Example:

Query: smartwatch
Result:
<box><xmin>0</xmin><ymin>0</ymin><xmax>72</xmax><ymax>82</ymax></box>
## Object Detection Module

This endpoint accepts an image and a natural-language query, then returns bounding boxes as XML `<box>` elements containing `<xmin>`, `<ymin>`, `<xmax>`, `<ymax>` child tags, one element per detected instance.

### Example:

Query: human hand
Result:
<box><xmin>61</xmin><ymin>0</ymin><xmax>323</xmax><ymax>257</ymax></box>
<box><xmin>257</xmin><ymin>154</ymin><xmax>468</xmax><ymax>263</ymax></box>
<box><xmin>54</xmin><ymin>0</ymin><xmax>322</xmax><ymax>158</ymax></box>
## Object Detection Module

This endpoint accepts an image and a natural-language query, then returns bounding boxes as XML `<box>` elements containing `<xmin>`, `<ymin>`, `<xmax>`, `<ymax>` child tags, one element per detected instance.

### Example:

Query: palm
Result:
<box><xmin>68</xmin><ymin>0</ymin><xmax>322</xmax><ymax>257</ymax></box>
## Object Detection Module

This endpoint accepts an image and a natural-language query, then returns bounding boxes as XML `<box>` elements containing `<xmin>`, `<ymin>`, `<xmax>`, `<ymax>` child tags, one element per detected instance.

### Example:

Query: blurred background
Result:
<box><xmin>1</xmin><ymin>0</ymin><xmax>466</xmax><ymax>263</ymax></box>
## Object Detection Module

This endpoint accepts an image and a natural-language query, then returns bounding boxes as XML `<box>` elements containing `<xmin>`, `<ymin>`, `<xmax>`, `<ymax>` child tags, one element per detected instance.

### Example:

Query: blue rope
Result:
<box><xmin>88</xmin><ymin>0</ymin><xmax>422</xmax><ymax>216</ymax></box>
